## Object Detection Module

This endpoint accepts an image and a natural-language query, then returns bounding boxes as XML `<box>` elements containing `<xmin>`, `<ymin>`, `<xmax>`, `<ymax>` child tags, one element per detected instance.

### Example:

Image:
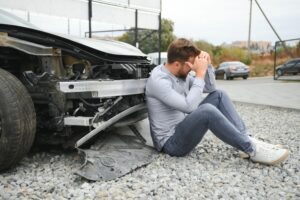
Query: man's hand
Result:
<box><xmin>186</xmin><ymin>51</ymin><xmax>210</xmax><ymax>78</ymax></box>
<box><xmin>199</xmin><ymin>51</ymin><xmax>211</xmax><ymax>65</ymax></box>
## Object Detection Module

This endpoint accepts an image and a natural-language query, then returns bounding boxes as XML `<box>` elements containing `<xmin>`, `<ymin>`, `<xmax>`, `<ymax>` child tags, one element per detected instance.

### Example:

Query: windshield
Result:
<box><xmin>227</xmin><ymin>61</ymin><xmax>245</xmax><ymax>66</ymax></box>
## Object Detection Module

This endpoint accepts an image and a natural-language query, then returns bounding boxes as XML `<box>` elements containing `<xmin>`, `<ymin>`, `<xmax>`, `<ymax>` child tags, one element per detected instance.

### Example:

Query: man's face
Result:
<box><xmin>177</xmin><ymin>57</ymin><xmax>195</xmax><ymax>79</ymax></box>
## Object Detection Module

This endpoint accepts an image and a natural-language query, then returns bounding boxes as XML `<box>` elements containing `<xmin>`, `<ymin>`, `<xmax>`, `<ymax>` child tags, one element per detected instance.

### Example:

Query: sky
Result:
<box><xmin>162</xmin><ymin>0</ymin><xmax>300</xmax><ymax>45</ymax></box>
<box><xmin>2</xmin><ymin>0</ymin><xmax>299</xmax><ymax>46</ymax></box>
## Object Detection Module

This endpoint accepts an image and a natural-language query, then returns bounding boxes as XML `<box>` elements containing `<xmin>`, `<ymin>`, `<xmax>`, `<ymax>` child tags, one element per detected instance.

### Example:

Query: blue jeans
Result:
<box><xmin>163</xmin><ymin>90</ymin><xmax>255</xmax><ymax>157</ymax></box>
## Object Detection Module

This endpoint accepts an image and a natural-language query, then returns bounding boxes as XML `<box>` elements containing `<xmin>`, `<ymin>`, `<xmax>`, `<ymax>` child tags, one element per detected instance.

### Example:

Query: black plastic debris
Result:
<box><xmin>76</xmin><ymin>133</ymin><xmax>158</xmax><ymax>181</ymax></box>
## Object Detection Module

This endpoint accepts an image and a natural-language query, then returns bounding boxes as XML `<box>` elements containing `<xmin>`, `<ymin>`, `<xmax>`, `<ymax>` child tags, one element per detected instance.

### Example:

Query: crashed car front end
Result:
<box><xmin>0</xmin><ymin>19</ymin><xmax>157</xmax><ymax>180</ymax></box>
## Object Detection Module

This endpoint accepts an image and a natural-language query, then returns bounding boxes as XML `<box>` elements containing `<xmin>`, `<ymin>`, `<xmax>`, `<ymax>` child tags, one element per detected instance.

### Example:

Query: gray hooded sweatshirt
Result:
<box><xmin>145</xmin><ymin>64</ymin><xmax>216</xmax><ymax>151</ymax></box>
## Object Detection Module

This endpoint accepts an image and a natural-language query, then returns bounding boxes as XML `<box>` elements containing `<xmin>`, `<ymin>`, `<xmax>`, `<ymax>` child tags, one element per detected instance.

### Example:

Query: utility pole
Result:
<box><xmin>248</xmin><ymin>0</ymin><xmax>253</xmax><ymax>56</ymax></box>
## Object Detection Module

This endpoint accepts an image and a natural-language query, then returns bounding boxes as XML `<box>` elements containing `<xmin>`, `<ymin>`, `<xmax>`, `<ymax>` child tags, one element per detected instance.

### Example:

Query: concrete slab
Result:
<box><xmin>216</xmin><ymin>76</ymin><xmax>300</xmax><ymax>110</ymax></box>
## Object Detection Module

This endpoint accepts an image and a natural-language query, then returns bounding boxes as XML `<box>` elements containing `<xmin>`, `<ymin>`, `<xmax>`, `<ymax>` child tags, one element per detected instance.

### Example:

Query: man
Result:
<box><xmin>145</xmin><ymin>38</ymin><xmax>289</xmax><ymax>165</ymax></box>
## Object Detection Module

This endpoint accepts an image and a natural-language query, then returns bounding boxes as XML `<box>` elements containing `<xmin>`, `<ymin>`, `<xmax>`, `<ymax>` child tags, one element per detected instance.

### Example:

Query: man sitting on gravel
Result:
<box><xmin>145</xmin><ymin>38</ymin><xmax>289</xmax><ymax>165</ymax></box>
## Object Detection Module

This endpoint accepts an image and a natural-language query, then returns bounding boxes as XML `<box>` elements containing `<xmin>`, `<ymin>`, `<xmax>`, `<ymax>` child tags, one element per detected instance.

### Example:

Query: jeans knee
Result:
<box><xmin>198</xmin><ymin>103</ymin><xmax>217</xmax><ymax>114</ymax></box>
<box><xmin>214</xmin><ymin>89</ymin><xmax>225</xmax><ymax>96</ymax></box>
<box><xmin>215</xmin><ymin>89</ymin><xmax>230</xmax><ymax>99</ymax></box>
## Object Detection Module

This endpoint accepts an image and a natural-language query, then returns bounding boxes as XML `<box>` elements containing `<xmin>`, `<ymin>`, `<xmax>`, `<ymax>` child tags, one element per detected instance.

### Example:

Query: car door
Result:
<box><xmin>295</xmin><ymin>60</ymin><xmax>300</xmax><ymax>73</ymax></box>
<box><xmin>215</xmin><ymin>64</ymin><xmax>224</xmax><ymax>78</ymax></box>
<box><xmin>284</xmin><ymin>60</ymin><xmax>296</xmax><ymax>73</ymax></box>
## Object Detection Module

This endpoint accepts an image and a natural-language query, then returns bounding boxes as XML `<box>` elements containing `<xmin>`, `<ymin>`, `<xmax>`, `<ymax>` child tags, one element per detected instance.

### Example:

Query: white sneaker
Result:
<box><xmin>251</xmin><ymin>138</ymin><xmax>283</xmax><ymax>149</ymax></box>
<box><xmin>249</xmin><ymin>143</ymin><xmax>289</xmax><ymax>165</ymax></box>
<box><xmin>239</xmin><ymin>138</ymin><xmax>283</xmax><ymax>158</ymax></box>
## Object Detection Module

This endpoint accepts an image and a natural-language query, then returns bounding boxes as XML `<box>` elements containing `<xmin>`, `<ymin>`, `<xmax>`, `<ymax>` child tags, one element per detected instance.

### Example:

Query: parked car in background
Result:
<box><xmin>276</xmin><ymin>58</ymin><xmax>300</xmax><ymax>76</ymax></box>
<box><xmin>147</xmin><ymin>52</ymin><xmax>167</xmax><ymax>65</ymax></box>
<box><xmin>215</xmin><ymin>61</ymin><xmax>250</xmax><ymax>80</ymax></box>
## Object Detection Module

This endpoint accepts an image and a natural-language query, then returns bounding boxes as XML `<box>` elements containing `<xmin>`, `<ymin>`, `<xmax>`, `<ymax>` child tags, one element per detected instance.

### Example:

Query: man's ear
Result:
<box><xmin>174</xmin><ymin>61</ymin><xmax>181</xmax><ymax>68</ymax></box>
<box><xmin>185</xmin><ymin>61</ymin><xmax>193</xmax><ymax>69</ymax></box>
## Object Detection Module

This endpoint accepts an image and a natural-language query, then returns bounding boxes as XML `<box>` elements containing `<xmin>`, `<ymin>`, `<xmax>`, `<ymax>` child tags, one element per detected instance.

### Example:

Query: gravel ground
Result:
<box><xmin>0</xmin><ymin>103</ymin><xmax>299</xmax><ymax>200</ymax></box>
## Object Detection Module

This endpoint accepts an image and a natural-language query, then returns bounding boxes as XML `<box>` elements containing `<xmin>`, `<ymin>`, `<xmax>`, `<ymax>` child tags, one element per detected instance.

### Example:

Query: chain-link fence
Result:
<box><xmin>274</xmin><ymin>38</ymin><xmax>300</xmax><ymax>80</ymax></box>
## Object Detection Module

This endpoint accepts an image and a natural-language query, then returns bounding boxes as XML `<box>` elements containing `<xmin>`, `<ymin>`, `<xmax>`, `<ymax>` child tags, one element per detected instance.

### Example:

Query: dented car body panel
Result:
<box><xmin>0</xmin><ymin>9</ymin><xmax>156</xmax><ymax>180</ymax></box>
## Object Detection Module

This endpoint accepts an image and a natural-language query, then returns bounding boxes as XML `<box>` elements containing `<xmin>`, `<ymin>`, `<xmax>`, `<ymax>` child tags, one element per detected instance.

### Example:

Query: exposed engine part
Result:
<box><xmin>0</xmin><ymin>19</ymin><xmax>154</xmax><ymax>177</ymax></box>
<box><xmin>73</xmin><ymin>103</ymin><xmax>86</xmax><ymax>116</ymax></box>
<box><xmin>79</xmin><ymin>95</ymin><xmax>103</xmax><ymax>107</ymax></box>
<box><xmin>91</xmin><ymin>96</ymin><xmax>123</xmax><ymax>124</ymax></box>
<box><xmin>64</xmin><ymin>117</ymin><xmax>92</xmax><ymax>127</ymax></box>
<box><xmin>63</xmin><ymin>55</ymin><xmax>93</xmax><ymax>80</ymax></box>
<box><xmin>75</xmin><ymin>103</ymin><xmax>146</xmax><ymax>148</ymax></box>
<box><xmin>23</xmin><ymin>71</ymin><xmax>50</xmax><ymax>86</ymax></box>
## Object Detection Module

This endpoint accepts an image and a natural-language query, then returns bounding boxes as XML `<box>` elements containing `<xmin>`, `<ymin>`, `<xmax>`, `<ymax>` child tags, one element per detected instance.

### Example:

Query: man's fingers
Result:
<box><xmin>199</xmin><ymin>51</ymin><xmax>211</xmax><ymax>63</ymax></box>
<box><xmin>207</xmin><ymin>55</ymin><xmax>211</xmax><ymax>64</ymax></box>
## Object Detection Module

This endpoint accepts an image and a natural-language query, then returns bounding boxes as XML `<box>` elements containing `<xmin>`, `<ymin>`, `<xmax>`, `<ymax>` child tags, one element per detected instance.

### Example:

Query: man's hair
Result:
<box><xmin>167</xmin><ymin>38</ymin><xmax>201</xmax><ymax>64</ymax></box>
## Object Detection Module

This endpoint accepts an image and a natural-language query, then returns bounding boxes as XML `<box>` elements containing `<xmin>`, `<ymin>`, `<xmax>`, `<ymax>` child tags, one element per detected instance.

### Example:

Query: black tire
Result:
<box><xmin>277</xmin><ymin>69</ymin><xmax>283</xmax><ymax>77</ymax></box>
<box><xmin>0</xmin><ymin>68</ymin><xmax>36</xmax><ymax>171</ymax></box>
<box><xmin>243</xmin><ymin>76</ymin><xmax>248</xmax><ymax>80</ymax></box>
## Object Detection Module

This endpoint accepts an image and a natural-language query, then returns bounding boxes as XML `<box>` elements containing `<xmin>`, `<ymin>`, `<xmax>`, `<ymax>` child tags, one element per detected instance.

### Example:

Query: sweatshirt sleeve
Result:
<box><xmin>189</xmin><ymin>64</ymin><xmax>216</xmax><ymax>93</ymax></box>
<box><xmin>147</xmin><ymin>76</ymin><xmax>205</xmax><ymax>113</ymax></box>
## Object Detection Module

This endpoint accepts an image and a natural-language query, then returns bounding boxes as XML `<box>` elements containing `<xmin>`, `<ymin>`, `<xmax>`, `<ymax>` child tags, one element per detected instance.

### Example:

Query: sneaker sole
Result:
<box><xmin>269</xmin><ymin>150</ymin><xmax>289</xmax><ymax>165</ymax></box>
<box><xmin>239</xmin><ymin>152</ymin><xmax>250</xmax><ymax>158</ymax></box>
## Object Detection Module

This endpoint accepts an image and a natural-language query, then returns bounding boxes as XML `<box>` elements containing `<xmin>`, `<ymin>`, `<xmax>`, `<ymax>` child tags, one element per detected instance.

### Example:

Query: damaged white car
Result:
<box><xmin>0</xmin><ymin>9</ymin><xmax>157</xmax><ymax>181</ymax></box>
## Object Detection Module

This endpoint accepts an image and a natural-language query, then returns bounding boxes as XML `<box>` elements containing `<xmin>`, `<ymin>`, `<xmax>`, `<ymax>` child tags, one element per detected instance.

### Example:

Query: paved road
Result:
<box><xmin>216</xmin><ymin>76</ymin><xmax>300</xmax><ymax>110</ymax></box>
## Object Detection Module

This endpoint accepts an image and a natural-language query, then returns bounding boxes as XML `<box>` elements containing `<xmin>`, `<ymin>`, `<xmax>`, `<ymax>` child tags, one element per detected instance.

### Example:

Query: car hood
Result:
<box><xmin>0</xmin><ymin>9</ymin><xmax>146</xmax><ymax>59</ymax></box>
<box><xmin>60</xmin><ymin>34</ymin><xmax>145</xmax><ymax>57</ymax></box>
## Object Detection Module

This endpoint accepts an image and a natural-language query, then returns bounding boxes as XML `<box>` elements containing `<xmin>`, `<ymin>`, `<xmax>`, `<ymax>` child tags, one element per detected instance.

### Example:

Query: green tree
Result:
<box><xmin>296</xmin><ymin>41</ymin><xmax>300</xmax><ymax>56</ymax></box>
<box><xmin>220</xmin><ymin>47</ymin><xmax>251</xmax><ymax>65</ymax></box>
<box><xmin>193</xmin><ymin>40</ymin><xmax>214</xmax><ymax>56</ymax></box>
<box><xmin>118</xmin><ymin>18</ymin><xmax>176</xmax><ymax>54</ymax></box>
<box><xmin>212</xmin><ymin>45</ymin><xmax>224</xmax><ymax>65</ymax></box>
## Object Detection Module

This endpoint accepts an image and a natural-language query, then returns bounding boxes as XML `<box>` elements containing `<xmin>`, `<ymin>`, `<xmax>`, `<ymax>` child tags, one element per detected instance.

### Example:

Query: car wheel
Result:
<box><xmin>277</xmin><ymin>69</ymin><xmax>283</xmax><ymax>76</ymax></box>
<box><xmin>215</xmin><ymin>73</ymin><xmax>219</xmax><ymax>80</ymax></box>
<box><xmin>243</xmin><ymin>76</ymin><xmax>248</xmax><ymax>80</ymax></box>
<box><xmin>223</xmin><ymin>73</ymin><xmax>229</xmax><ymax>80</ymax></box>
<box><xmin>0</xmin><ymin>68</ymin><xmax>36</xmax><ymax>171</ymax></box>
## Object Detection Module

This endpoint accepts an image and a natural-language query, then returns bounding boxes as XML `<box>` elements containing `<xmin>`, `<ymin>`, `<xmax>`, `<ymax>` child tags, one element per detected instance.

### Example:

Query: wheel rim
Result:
<box><xmin>277</xmin><ymin>70</ymin><xmax>282</xmax><ymax>76</ymax></box>
<box><xmin>223</xmin><ymin>73</ymin><xmax>227</xmax><ymax>80</ymax></box>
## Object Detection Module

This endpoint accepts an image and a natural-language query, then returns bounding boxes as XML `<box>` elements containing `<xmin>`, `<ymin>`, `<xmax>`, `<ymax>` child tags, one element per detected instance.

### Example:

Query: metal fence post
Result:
<box><xmin>135</xmin><ymin>9</ymin><xmax>138</xmax><ymax>47</ymax></box>
<box><xmin>274</xmin><ymin>41</ymin><xmax>278</xmax><ymax>80</ymax></box>
<box><xmin>158</xmin><ymin>12</ymin><xmax>162</xmax><ymax>65</ymax></box>
<box><xmin>88</xmin><ymin>0</ymin><xmax>92</xmax><ymax>38</ymax></box>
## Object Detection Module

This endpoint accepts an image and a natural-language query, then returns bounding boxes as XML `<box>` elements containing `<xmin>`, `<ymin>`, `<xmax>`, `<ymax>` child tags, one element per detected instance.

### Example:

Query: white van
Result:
<box><xmin>147</xmin><ymin>52</ymin><xmax>168</xmax><ymax>65</ymax></box>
